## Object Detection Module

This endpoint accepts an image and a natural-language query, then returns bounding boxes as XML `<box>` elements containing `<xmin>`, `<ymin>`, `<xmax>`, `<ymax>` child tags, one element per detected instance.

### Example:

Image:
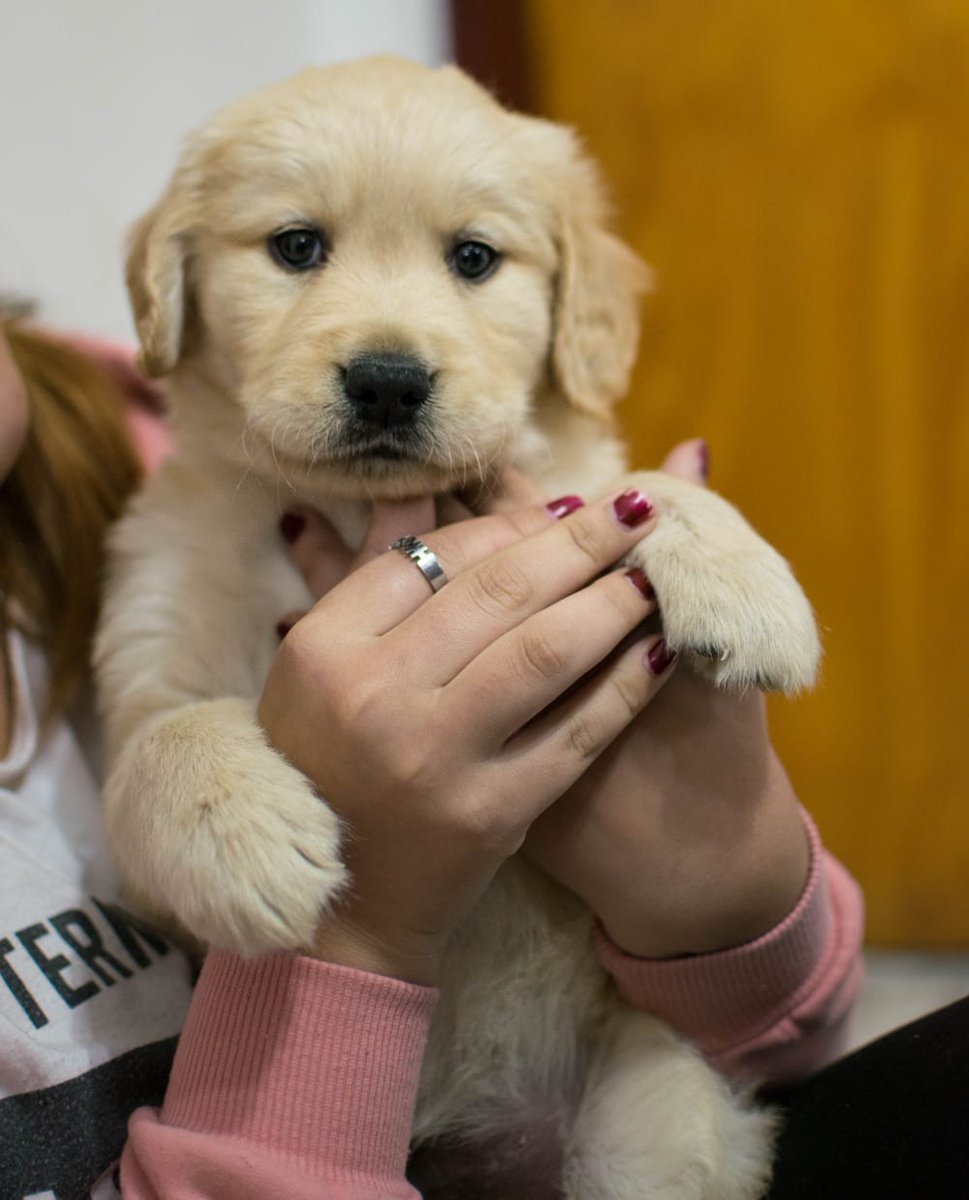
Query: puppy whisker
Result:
<box><xmin>234</xmin><ymin>427</ymin><xmax>260</xmax><ymax>498</ymax></box>
<box><xmin>266</xmin><ymin>417</ymin><xmax>300</xmax><ymax>497</ymax></box>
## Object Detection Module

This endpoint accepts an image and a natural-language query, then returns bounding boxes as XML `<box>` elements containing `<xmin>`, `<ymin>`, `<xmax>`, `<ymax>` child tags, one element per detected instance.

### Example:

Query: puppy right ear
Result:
<box><xmin>125</xmin><ymin>195</ymin><xmax>191</xmax><ymax>378</ymax></box>
<box><xmin>550</xmin><ymin>146</ymin><xmax>651</xmax><ymax>422</ymax></box>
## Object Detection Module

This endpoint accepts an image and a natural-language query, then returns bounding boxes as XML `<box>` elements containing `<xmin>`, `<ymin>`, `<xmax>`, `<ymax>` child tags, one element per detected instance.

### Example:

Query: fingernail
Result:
<box><xmin>625</xmin><ymin>567</ymin><xmax>656</xmax><ymax>601</ymax></box>
<box><xmin>279</xmin><ymin>512</ymin><xmax>305</xmax><ymax>544</ymax></box>
<box><xmin>613</xmin><ymin>489</ymin><xmax>654</xmax><ymax>527</ymax></box>
<box><xmin>546</xmin><ymin>494</ymin><xmax>585</xmax><ymax>520</ymax></box>
<box><xmin>646</xmin><ymin>638</ymin><xmax>677</xmax><ymax>675</ymax></box>
<box><xmin>697</xmin><ymin>440</ymin><xmax>710</xmax><ymax>482</ymax></box>
<box><xmin>276</xmin><ymin>620</ymin><xmax>294</xmax><ymax>641</ymax></box>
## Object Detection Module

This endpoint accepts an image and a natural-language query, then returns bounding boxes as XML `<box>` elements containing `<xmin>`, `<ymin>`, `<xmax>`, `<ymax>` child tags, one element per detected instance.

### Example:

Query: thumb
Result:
<box><xmin>353</xmin><ymin>496</ymin><xmax>439</xmax><ymax>568</ymax></box>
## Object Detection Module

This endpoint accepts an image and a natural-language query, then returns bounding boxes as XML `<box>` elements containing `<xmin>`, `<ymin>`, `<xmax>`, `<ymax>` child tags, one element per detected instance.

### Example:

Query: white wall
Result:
<box><xmin>0</xmin><ymin>0</ymin><xmax>451</xmax><ymax>338</ymax></box>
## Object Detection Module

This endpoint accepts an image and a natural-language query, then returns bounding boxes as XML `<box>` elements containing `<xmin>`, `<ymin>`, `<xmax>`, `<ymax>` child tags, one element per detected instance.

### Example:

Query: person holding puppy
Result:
<box><xmin>1</xmin><ymin>321</ymin><xmax>864</xmax><ymax>1198</ymax></box>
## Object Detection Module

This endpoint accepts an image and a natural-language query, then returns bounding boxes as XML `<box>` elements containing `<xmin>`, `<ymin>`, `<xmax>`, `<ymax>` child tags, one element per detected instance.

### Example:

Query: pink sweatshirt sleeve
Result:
<box><xmin>595</xmin><ymin>810</ymin><xmax>865</xmax><ymax>1083</ymax></box>
<box><xmin>122</xmin><ymin>950</ymin><xmax>436</xmax><ymax>1199</ymax></box>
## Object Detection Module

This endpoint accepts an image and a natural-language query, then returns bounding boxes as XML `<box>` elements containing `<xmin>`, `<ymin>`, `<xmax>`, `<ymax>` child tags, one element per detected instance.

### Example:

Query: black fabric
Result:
<box><xmin>0</xmin><ymin>1035</ymin><xmax>177</xmax><ymax>1200</ymax></box>
<box><xmin>764</xmin><ymin>995</ymin><xmax>969</xmax><ymax>1200</ymax></box>
<box><xmin>409</xmin><ymin>1000</ymin><xmax>969</xmax><ymax>1199</ymax></box>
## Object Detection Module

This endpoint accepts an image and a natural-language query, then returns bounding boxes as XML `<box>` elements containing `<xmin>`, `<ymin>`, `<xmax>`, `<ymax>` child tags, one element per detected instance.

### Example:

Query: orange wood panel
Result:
<box><xmin>527</xmin><ymin>0</ymin><xmax>969</xmax><ymax>945</ymax></box>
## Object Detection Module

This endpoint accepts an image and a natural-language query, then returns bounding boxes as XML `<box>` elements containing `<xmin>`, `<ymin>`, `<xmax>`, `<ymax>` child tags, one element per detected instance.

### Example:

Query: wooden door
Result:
<box><xmin>502</xmin><ymin>0</ymin><xmax>969</xmax><ymax>945</ymax></box>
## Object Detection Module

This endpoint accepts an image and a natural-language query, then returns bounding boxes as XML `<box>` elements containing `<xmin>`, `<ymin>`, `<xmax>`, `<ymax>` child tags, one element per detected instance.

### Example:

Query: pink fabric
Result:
<box><xmin>120</xmin><ymin>831</ymin><xmax>864</xmax><ymax>1195</ymax></box>
<box><xmin>122</xmin><ymin>952</ymin><xmax>435</xmax><ymax>1198</ymax></box>
<box><xmin>125</xmin><ymin>403</ymin><xmax>171</xmax><ymax>474</ymax></box>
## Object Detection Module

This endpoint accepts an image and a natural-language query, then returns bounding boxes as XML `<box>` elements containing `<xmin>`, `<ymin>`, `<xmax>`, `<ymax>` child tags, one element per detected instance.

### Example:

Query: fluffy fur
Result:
<box><xmin>95</xmin><ymin>57</ymin><xmax>820</xmax><ymax>1198</ymax></box>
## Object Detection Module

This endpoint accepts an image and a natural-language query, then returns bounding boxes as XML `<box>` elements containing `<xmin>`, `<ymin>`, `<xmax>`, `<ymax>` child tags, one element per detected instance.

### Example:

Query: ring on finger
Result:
<box><xmin>390</xmin><ymin>534</ymin><xmax>449</xmax><ymax>593</ymax></box>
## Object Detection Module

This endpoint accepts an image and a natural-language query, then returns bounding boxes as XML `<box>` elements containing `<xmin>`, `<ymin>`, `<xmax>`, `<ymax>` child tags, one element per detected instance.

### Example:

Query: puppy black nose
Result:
<box><xmin>343</xmin><ymin>353</ymin><xmax>431</xmax><ymax>428</ymax></box>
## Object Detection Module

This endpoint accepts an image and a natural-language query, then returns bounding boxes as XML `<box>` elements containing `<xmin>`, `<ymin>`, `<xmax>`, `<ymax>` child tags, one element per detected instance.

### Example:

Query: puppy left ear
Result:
<box><xmin>125</xmin><ymin>133</ymin><xmax>206</xmax><ymax>380</ymax></box>
<box><xmin>125</xmin><ymin>197</ymin><xmax>191</xmax><ymax>379</ymax></box>
<box><xmin>551</xmin><ymin>151</ymin><xmax>651</xmax><ymax>420</ymax></box>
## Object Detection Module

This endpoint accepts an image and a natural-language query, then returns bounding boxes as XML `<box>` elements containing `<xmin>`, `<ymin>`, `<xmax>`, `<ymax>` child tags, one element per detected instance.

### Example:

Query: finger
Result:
<box><xmin>435</xmin><ymin>493</ymin><xmax>476</xmax><ymax>526</ymax></box>
<box><xmin>660</xmin><ymin>438</ymin><xmax>708</xmax><ymax>485</ymax></box>
<box><xmin>395</xmin><ymin>487</ymin><xmax>657</xmax><ymax>681</ymax></box>
<box><xmin>449</xmin><ymin>566</ymin><xmax>658</xmax><ymax>746</ymax></box>
<box><xmin>275</xmin><ymin>609</ymin><xmax>305</xmax><ymax>641</ymax></box>
<box><xmin>454</xmin><ymin>464</ymin><xmax>546</xmax><ymax>515</ymax></box>
<box><xmin>310</xmin><ymin>500</ymin><xmax>563</xmax><ymax>637</ymax></box>
<box><xmin>352</xmin><ymin>497</ymin><xmax>438</xmax><ymax>569</ymax></box>
<box><xmin>502</xmin><ymin>631</ymin><xmax>678</xmax><ymax>809</ymax></box>
<box><xmin>281</xmin><ymin>508</ymin><xmax>353</xmax><ymax>599</ymax></box>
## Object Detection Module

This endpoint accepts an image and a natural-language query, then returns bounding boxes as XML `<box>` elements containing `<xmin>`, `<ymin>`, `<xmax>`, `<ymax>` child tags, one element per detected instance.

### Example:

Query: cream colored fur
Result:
<box><xmin>96</xmin><ymin>56</ymin><xmax>820</xmax><ymax>1198</ymax></box>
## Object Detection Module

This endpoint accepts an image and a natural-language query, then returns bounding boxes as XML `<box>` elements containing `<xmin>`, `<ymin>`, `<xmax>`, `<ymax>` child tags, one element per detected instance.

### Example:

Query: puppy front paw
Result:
<box><xmin>105</xmin><ymin>697</ymin><xmax>347</xmax><ymax>955</ymax></box>
<box><xmin>622</xmin><ymin>472</ymin><xmax>821</xmax><ymax>693</ymax></box>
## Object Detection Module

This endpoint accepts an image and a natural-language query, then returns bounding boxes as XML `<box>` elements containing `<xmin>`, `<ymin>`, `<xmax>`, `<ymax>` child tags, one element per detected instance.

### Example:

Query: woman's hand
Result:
<box><xmin>518</xmin><ymin>443</ymin><xmax>811</xmax><ymax>959</ymax></box>
<box><xmin>258</xmin><ymin>488</ymin><xmax>676</xmax><ymax>985</ymax></box>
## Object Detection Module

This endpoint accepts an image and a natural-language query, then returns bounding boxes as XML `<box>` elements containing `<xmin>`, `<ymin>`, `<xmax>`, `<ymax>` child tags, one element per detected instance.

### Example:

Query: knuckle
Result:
<box><xmin>395</xmin><ymin>748</ymin><xmax>438</xmax><ymax>792</ymax></box>
<box><xmin>562</xmin><ymin>512</ymin><xmax>612</xmax><ymax>566</ymax></box>
<box><xmin>334</xmin><ymin>665</ymin><xmax>387</xmax><ymax>727</ymax></box>
<box><xmin>468</xmin><ymin>558</ymin><xmax>535</xmax><ymax>618</ymax></box>
<box><xmin>275</xmin><ymin>621</ymin><xmax>327</xmax><ymax>679</ymax></box>
<box><xmin>565</xmin><ymin>715</ymin><xmax>606</xmax><ymax>762</ymax></box>
<box><xmin>422</xmin><ymin>532</ymin><xmax>464</xmax><ymax>577</ymax></box>
<box><xmin>611</xmin><ymin>671</ymin><xmax>645</xmax><ymax>720</ymax></box>
<box><xmin>603</xmin><ymin>574</ymin><xmax>641</xmax><ymax>621</ymax></box>
<box><xmin>504</xmin><ymin>506</ymin><xmax>552</xmax><ymax>539</ymax></box>
<box><xmin>456</xmin><ymin>798</ymin><xmax>523</xmax><ymax>857</ymax></box>
<box><xmin>517</xmin><ymin>627</ymin><xmax>568</xmax><ymax>683</ymax></box>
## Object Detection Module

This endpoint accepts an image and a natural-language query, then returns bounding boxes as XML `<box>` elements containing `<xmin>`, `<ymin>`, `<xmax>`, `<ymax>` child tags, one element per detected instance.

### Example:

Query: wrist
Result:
<box><xmin>599</xmin><ymin>856</ymin><xmax>810</xmax><ymax>960</ymax></box>
<box><xmin>309</xmin><ymin>916</ymin><xmax>446</xmax><ymax>986</ymax></box>
<box><xmin>597</xmin><ymin>759</ymin><xmax>811</xmax><ymax>959</ymax></box>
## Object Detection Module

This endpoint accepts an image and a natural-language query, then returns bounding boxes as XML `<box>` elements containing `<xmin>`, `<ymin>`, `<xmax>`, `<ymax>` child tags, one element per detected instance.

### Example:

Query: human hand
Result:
<box><xmin>519</xmin><ymin>441</ymin><xmax>811</xmax><ymax>959</ymax></box>
<box><xmin>258</xmin><ymin>486</ymin><xmax>676</xmax><ymax>984</ymax></box>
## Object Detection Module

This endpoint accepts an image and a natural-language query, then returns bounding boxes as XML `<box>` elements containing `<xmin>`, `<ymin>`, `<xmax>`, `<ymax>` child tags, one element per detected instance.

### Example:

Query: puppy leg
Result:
<box><xmin>104</xmin><ymin>697</ymin><xmax>346</xmax><ymax>954</ymax></box>
<box><xmin>563</xmin><ymin>1010</ymin><xmax>777</xmax><ymax>1200</ymax></box>
<box><xmin>618</xmin><ymin>471</ymin><xmax>821</xmax><ymax>693</ymax></box>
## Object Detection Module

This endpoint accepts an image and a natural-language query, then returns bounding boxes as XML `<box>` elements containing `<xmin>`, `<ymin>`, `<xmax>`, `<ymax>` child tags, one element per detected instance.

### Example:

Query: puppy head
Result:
<box><xmin>127</xmin><ymin>56</ymin><xmax>648</xmax><ymax>498</ymax></box>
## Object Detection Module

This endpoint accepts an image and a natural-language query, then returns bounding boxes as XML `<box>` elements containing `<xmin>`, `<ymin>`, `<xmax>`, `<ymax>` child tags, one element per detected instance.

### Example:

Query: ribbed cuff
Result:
<box><xmin>595</xmin><ymin>809</ymin><xmax>834</xmax><ymax>1053</ymax></box>
<box><xmin>162</xmin><ymin>949</ymin><xmax>437</xmax><ymax>1181</ymax></box>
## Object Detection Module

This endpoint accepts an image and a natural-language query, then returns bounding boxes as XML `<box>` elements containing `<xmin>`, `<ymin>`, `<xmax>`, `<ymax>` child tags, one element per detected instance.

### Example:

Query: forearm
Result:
<box><xmin>122</xmin><ymin>950</ymin><xmax>436</xmax><ymax>1198</ymax></box>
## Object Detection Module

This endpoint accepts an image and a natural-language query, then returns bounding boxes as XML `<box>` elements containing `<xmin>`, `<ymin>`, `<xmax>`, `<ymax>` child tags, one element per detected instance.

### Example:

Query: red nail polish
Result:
<box><xmin>647</xmin><ymin>639</ymin><xmax>676</xmax><ymax>675</ymax></box>
<box><xmin>546</xmin><ymin>495</ymin><xmax>585</xmax><ymax>520</ymax></box>
<box><xmin>624</xmin><ymin>568</ymin><xmax>656</xmax><ymax>601</ymax></box>
<box><xmin>614</xmin><ymin>490</ymin><xmax>654</xmax><ymax>527</ymax></box>
<box><xmin>279</xmin><ymin>512</ymin><xmax>305</xmax><ymax>544</ymax></box>
<box><xmin>697</xmin><ymin>440</ymin><xmax>710</xmax><ymax>482</ymax></box>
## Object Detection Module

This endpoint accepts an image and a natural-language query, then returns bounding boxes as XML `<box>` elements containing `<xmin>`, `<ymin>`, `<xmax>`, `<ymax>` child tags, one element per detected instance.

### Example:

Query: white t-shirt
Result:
<box><xmin>0</xmin><ymin>630</ymin><xmax>193</xmax><ymax>1200</ymax></box>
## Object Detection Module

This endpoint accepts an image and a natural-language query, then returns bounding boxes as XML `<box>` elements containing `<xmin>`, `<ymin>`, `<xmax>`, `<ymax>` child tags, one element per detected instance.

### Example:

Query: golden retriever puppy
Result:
<box><xmin>96</xmin><ymin>56</ymin><xmax>819</xmax><ymax>1198</ymax></box>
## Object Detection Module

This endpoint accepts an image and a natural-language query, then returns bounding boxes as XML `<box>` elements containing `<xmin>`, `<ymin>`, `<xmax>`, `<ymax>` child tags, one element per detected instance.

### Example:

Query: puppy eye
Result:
<box><xmin>269</xmin><ymin>227</ymin><xmax>327</xmax><ymax>272</ymax></box>
<box><xmin>449</xmin><ymin>240</ymin><xmax>500</xmax><ymax>282</ymax></box>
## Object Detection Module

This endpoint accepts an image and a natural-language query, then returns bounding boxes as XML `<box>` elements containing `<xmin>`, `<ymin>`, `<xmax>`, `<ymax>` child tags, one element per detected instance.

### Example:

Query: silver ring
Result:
<box><xmin>390</xmin><ymin>535</ymin><xmax>448</xmax><ymax>593</ymax></box>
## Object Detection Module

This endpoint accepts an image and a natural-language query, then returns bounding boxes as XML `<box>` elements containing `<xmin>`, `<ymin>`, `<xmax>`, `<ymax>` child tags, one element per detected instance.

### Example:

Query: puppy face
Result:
<box><xmin>128</xmin><ymin>57</ymin><xmax>647</xmax><ymax>498</ymax></box>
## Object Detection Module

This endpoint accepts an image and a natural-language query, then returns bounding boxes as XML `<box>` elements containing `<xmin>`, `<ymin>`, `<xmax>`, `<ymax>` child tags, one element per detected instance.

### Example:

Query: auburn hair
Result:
<box><xmin>1</xmin><ymin>324</ymin><xmax>143</xmax><ymax>721</ymax></box>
